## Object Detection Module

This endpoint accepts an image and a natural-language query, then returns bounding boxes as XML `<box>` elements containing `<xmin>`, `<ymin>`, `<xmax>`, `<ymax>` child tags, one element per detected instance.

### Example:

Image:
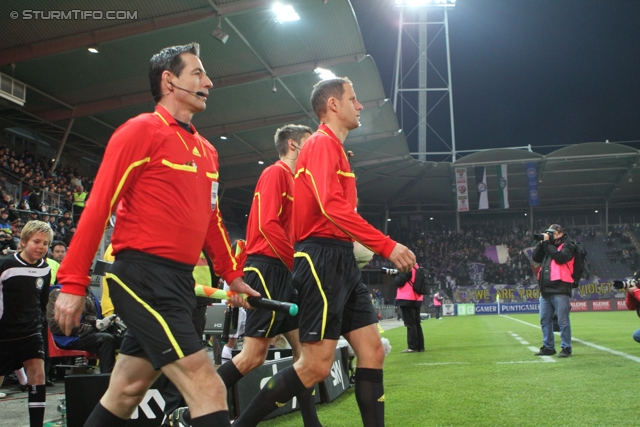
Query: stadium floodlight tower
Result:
<box><xmin>392</xmin><ymin>0</ymin><xmax>457</xmax><ymax>162</ymax></box>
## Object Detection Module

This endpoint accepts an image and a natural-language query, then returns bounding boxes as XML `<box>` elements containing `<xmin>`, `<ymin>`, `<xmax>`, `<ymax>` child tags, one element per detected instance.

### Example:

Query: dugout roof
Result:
<box><xmin>1</xmin><ymin>1</ymin><xmax>639</xmax><ymax>220</ymax></box>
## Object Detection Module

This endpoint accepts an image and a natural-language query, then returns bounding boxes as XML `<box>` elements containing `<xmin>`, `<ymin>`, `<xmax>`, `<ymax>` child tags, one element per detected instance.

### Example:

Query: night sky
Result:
<box><xmin>350</xmin><ymin>0</ymin><xmax>640</xmax><ymax>158</ymax></box>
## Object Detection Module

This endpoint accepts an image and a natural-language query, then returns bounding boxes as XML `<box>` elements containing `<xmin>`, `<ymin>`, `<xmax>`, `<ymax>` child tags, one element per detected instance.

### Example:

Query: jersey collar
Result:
<box><xmin>155</xmin><ymin>105</ymin><xmax>198</xmax><ymax>134</ymax></box>
<box><xmin>275</xmin><ymin>160</ymin><xmax>294</xmax><ymax>176</ymax></box>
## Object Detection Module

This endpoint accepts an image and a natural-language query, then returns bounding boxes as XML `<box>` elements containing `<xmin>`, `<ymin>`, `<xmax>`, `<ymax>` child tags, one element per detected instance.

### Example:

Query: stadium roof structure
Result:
<box><xmin>1</xmin><ymin>0</ymin><xmax>639</xmax><ymax>222</ymax></box>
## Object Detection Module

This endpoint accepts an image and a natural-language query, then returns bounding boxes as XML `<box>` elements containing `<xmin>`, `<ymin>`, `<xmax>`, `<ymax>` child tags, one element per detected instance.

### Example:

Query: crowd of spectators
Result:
<box><xmin>0</xmin><ymin>144</ymin><xmax>93</xmax><ymax>247</ymax></box>
<box><xmin>368</xmin><ymin>223</ymin><xmax>608</xmax><ymax>288</ymax></box>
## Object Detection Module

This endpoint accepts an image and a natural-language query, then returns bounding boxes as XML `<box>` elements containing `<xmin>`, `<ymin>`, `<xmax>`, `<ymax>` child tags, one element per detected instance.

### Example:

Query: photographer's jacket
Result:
<box><xmin>395</xmin><ymin>264</ymin><xmax>424</xmax><ymax>306</ymax></box>
<box><xmin>532</xmin><ymin>235</ymin><xmax>575</xmax><ymax>296</ymax></box>
<box><xmin>624</xmin><ymin>287</ymin><xmax>640</xmax><ymax>316</ymax></box>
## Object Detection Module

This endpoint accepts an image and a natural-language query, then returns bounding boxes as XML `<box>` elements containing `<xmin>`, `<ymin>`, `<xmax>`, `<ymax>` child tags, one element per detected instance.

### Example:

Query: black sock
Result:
<box><xmin>297</xmin><ymin>386</ymin><xmax>322</xmax><ymax>427</ymax></box>
<box><xmin>191</xmin><ymin>410</ymin><xmax>230</xmax><ymax>427</ymax></box>
<box><xmin>174</xmin><ymin>362</ymin><xmax>243</xmax><ymax>426</ymax></box>
<box><xmin>234</xmin><ymin>366</ymin><xmax>306</xmax><ymax>427</ymax></box>
<box><xmin>355</xmin><ymin>368</ymin><xmax>385</xmax><ymax>427</ymax></box>
<box><xmin>28</xmin><ymin>384</ymin><xmax>46</xmax><ymax>427</ymax></box>
<box><xmin>84</xmin><ymin>401</ymin><xmax>129</xmax><ymax>427</ymax></box>
<box><xmin>217</xmin><ymin>360</ymin><xmax>245</xmax><ymax>389</ymax></box>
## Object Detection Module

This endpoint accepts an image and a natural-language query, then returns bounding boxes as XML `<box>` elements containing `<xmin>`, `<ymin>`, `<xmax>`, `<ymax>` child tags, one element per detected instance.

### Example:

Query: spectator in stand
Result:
<box><xmin>47</xmin><ymin>286</ymin><xmax>122</xmax><ymax>373</ymax></box>
<box><xmin>0</xmin><ymin>194</ymin><xmax>11</xmax><ymax>210</ymax></box>
<box><xmin>50</xmin><ymin>241</ymin><xmax>66</xmax><ymax>264</ymax></box>
<box><xmin>28</xmin><ymin>211</ymin><xmax>39</xmax><ymax>223</ymax></box>
<box><xmin>0</xmin><ymin>209</ymin><xmax>11</xmax><ymax>232</ymax></box>
<box><xmin>394</xmin><ymin>264</ymin><xmax>425</xmax><ymax>353</ymax></box>
<box><xmin>72</xmin><ymin>185</ymin><xmax>87</xmax><ymax>224</ymax></box>
<box><xmin>6</xmin><ymin>203</ymin><xmax>18</xmax><ymax>222</ymax></box>
<box><xmin>62</xmin><ymin>192</ymin><xmax>73</xmax><ymax>213</ymax></box>
<box><xmin>63</xmin><ymin>225</ymin><xmax>76</xmax><ymax>247</ymax></box>
<box><xmin>0</xmin><ymin>231</ymin><xmax>17</xmax><ymax>256</ymax></box>
<box><xmin>29</xmin><ymin>189</ymin><xmax>42</xmax><ymax>213</ymax></box>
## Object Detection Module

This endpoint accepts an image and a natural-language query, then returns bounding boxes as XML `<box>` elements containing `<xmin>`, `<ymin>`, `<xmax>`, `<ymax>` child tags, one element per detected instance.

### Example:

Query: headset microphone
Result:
<box><xmin>169</xmin><ymin>81</ymin><xmax>207</xmax><ymax>97</ymax></box>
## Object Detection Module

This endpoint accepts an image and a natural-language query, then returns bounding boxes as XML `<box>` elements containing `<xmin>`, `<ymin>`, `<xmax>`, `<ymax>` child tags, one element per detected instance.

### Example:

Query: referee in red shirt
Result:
<box><xmin>234</xmin><ymin>78</ymin><xmax>415</xmax><ymax>426</ymax></box>
<box><xmin>170</xmin><ymin>124</ymin><xmax>323</xmax><ymax>427</ymax></box>
<box><xmin>54</xmin><ymin>43</ymin><xmax>257</xmax><ymax>427</ymax></box>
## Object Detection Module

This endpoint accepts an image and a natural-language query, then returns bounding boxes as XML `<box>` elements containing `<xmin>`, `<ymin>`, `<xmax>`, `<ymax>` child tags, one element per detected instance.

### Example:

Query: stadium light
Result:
<box><xmin>273</xmin><ymin>4</ymin><xmax>300</xmax><ymax>22</ymax></box>
<box><xmin>314</xmin><ymin>68</ymin><xmax>336</xmax><ymax>80</ymax></box>
<box><xmin>394</xmin><ymin>0</ymin><xmax>456</xmax><ymax>7</ymax></box>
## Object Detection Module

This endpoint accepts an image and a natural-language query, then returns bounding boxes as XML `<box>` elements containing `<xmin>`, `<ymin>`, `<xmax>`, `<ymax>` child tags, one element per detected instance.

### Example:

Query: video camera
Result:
<box><xmin>533</xmin><ymin>231</ymin><xmax>554</xmax><ymax>241</ymax></box>
<box><xmin>381</xmin><ymin>267</ymin><xmax>399</xmax><ymax>275</ymax></box>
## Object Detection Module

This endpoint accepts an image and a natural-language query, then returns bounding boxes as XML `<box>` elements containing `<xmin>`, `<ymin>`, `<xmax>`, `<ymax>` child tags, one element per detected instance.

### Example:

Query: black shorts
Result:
<box><xmin>244</xmin><ymin>255</ymin><xmax>298</xmax><ymax>338</ymax></box>
<box><xmin>0</xmin><ymin>333</ymin><xmax>45</xmax><ymax>375</ymax></box>
<box><xmin>292</xmin><ymin>238</ymin><xmax>378</xmax><ymax>342</ymax></box>
<box><xmin>107</xmin><ymin>251</ymin><xmax>202</xmax><ymax>370</ymax></box>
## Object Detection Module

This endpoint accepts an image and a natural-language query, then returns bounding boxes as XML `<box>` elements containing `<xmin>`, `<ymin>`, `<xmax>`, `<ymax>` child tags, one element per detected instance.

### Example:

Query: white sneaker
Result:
<box><xmin>0</xmin><ymin>392</ymin><xmax>6</xmax><ymax>399</ymax></box>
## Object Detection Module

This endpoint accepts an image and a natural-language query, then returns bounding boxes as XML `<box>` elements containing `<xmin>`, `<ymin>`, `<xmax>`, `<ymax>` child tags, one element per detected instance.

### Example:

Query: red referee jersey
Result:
<box><xmin>245</xmin><ymin>160</ymin><xmax>295</xmax><ymax>270</ymax></box>
<box><xmin>293</xmin><ymin>124</ymin><xmax>396</xmax><ymax>258</ymax></box>
<box><xmin>57</xmin><ymin>105</ymin><xmax>243</xmax><ymax>296</ymax></box>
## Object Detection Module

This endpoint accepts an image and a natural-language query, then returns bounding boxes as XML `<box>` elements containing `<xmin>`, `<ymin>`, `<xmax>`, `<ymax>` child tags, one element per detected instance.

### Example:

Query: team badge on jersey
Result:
<box><xmin>35</xmin><ymin>278</ymin><xmax>44</xmax><ymax>290</ymax></box>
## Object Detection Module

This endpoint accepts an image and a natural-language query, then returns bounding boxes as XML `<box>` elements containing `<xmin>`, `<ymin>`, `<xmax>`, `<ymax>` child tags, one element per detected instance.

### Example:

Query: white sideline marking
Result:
<box><xmin>497</xmin><ymin>360</ymin><xmax>549</xmax><ymax>364</ymax></box>
<box><xmin>413</xmin><ymin>362</ymin><xmax>470</xmax><ymax>366</ymax></box>
<box><xmin>503</xmin><ymin>314</ymin><xmax>640</xmax><ymax>364</ymax></box>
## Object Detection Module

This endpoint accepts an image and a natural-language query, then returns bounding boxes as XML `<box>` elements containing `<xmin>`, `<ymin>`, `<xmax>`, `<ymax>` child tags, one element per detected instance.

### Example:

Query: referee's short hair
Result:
<box><xmin>274</xmin><ymin>125</ymin><xmax>313</xmax><ymax>157</ymax></box>
<box><xmin>149</xmin><ymin>42</ymin><xmax>200</xmax><ymax>103</ymax></box>
<box><xmin>310</xmin><ymin>77</ymin><xmax>352</xmax><ymax>120</ymax></box>
<box><xmin>21</xmin><ymin>220</ymin><xmax>54</xmax><ymax>246</ymax></box>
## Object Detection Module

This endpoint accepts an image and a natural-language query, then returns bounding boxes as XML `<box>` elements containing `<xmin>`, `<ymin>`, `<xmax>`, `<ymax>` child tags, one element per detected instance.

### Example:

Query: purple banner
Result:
<box><xmin>467</xmin><ymin>263</ymin><xmax>485</xmax><ymax>282</ymax></box>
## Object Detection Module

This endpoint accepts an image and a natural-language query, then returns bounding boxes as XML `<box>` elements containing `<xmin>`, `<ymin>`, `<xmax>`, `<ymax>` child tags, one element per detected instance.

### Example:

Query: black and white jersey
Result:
<box><xmin>0</xmin><ymin>253</ymin><xmax>51</xmax><ymax>341</ymax></box>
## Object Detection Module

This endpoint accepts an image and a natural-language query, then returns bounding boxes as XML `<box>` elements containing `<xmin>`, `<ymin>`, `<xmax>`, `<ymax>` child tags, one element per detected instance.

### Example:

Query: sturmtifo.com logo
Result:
<box><xmin>10</xmin><ymin>10</ymin><xmax>138</xmax><ymax>20</ymax></box>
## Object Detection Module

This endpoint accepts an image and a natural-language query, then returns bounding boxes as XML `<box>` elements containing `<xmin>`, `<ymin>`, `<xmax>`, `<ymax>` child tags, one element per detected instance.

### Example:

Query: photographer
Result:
<box><xmin>532</xmin><ymin>224</ymin><xmax>575</xmax><ymax>358</ymax></box>
<box><xmin>621</xmin><ymin>272</ymin><xmax>640</xmax><ymax>343</ymax></box>
<box><xmin>393</xmin><ymin>264</ymin><xmax>425</xmax><ymax>353</ymax></box>
<box><xmin>46</xmin><ymin>285</ymin><xmax>122</xmax><ymax>373</ymax></box>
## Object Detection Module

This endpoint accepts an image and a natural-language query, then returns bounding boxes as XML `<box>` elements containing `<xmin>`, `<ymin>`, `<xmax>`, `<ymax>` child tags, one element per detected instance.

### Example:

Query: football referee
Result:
<box><xmin>233</xmin><ymin>77</ymin><xmax>415</xmax><ymax>427</ymax></box>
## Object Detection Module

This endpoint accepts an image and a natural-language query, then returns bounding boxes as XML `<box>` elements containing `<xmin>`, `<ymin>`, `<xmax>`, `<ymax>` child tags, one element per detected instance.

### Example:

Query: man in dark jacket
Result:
<box><xmin>532</xmin><ymin>224</ymin><xmax>575</xmax><ymax>358</ymax></box>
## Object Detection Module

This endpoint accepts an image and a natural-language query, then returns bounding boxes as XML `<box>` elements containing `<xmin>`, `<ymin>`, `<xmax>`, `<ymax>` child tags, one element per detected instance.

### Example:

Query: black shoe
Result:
<box><xmin>45</xmin><ymin>379</ymin><xmax>55</xmax><ymax>387</ymax></box>
<box><xmin>557</xmin><ymin>348</ymin><xmax>572</xmax><ymax>358</ymax></box>
<box><xmin>534</xmin><ymin>347</ymin><xmax>556</xmax><ymax>356</ymax></box>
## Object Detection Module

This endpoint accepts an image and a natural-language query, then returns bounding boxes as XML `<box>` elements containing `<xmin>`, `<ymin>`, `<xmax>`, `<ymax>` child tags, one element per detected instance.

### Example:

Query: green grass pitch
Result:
<box><xmin>261</xmin><ymin>311</ymin><xmax>640</xmax><ymax>426</ymax></box>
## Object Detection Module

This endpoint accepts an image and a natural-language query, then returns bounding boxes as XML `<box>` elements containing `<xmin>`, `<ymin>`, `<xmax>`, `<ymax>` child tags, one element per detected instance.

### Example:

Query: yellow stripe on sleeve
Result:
<box><xmin>106</xmin><ymin>158</ymin><xmax>150</xmax><ymax>230</ymax></box>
